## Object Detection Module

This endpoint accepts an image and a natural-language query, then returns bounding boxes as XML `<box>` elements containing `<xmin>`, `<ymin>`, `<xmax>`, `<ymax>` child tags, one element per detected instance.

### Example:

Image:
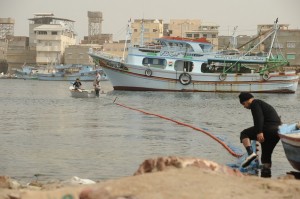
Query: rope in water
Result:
<box><xmin>112</xmin><ymin>97</ymin><xmax>243</xmax><ymax>158</ymax></box>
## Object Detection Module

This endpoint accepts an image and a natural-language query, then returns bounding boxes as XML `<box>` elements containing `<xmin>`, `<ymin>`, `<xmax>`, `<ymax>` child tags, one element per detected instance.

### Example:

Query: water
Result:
<box><xmin>0</xmin><ymin>79</ymin><xmax>299</xmax><ymax>183</ymax></box>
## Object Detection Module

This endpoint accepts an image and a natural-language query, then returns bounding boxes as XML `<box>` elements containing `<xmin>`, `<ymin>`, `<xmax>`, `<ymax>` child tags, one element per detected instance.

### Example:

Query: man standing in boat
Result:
<box><xmin>238</xmin><ymin>92</ymin><xmax>281</xmax><ymax>177</ymax></box>
<box><xmin>93</xmin><ymin>72</ymin><xmax>101</xmax><ymax>97</ymax></box>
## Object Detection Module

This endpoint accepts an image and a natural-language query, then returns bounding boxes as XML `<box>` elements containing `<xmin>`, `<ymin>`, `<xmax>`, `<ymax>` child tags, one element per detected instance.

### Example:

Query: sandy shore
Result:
<box><xmin>1</xmin><ymin>157</ymin><xmax>300</xmax><ymax>199</ymax></box>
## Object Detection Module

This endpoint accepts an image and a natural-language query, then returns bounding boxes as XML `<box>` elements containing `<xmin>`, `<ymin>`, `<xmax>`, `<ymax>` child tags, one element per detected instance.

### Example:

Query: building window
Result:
<box><xmin>203</xmin><ymin>34</ymin><xmax>207</xmax><ymax>38</ymax></box>
<box><xmin>186</xmin><ymin>34</ymin><xmax>193</xmax><ymax>38</ymax></box>
<box><xmin>287</xmin><ymin>42</ymin><xmax>296</xmax><ymax>48</ymax></box>
<box><xmin>194</xmin><ymin>33</ymin><xmax>200</xmax><ymax>38</ymax></box>
<box><xmin>52</xmin><ymin>31</ymin><xmax>58</xmax><ymax>35</ymax></box>
<box><xmin>286</xmin><ymin>54</ymin><xmax>296</xmax><ymax>60</ymax></box>
<box><xmin>273</xmin><ymin>43</ymin><xmax>283</xmax><ymax>49</ymax></box>
<box><xmin>38</xmin><ymin>31</ymin><xmax>47</xmax><ymax>35</ymax></box>
<box><xmin>212</xmin><ymin>34</ymin><xmax>217</xmax><ymax>38</ymax></box>
<box><xmin>134</xmin><ymin>29</ymin><xmax>138</xmax><ymax>32</ymax></box>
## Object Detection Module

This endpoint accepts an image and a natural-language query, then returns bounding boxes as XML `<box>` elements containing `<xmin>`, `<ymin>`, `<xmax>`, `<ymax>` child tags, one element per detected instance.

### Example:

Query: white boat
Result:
<box><xmin>88</xmin><ymin>20</ymin><xmax>298</xmax><ymax>93</ymax></box>
<box><xmin>38</xmin><ymin>64</ymin><xmax>108</xmax><ymax>81</ymax></box>
<box><xmin>69</xmin><ymin>86</ymin><xmax>96</xmax><ymax>98</ymax></box>
<box><xmin>278</xmin><ymin>123</ymin><xmax>300</xmax><ymax>171</ymax></box>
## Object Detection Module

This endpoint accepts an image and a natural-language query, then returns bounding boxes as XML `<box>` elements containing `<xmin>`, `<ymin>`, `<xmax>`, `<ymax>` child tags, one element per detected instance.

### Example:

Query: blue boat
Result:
<box><xmin>278</xmin><ymin>123</ymin><xmax>300</xmax><ymax>171</ymax></box>
<box><xmin>37</xmin><ymin>64</ymin><xmax>108</xmax><ymax>81</ymax></box>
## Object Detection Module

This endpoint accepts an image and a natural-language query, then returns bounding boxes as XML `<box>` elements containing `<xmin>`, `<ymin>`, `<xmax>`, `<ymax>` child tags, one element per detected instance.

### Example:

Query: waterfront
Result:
<box><xmin>0</xmin><ymin>79</ymin><xmax>299</xmax><ymax>184</ymax></box>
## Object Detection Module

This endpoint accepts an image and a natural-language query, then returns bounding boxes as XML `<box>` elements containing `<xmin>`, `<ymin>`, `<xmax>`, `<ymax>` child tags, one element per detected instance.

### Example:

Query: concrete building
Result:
<box><xmin>28</xmin><ymin>13</ymin><xmax>76</xmax><ymax>65</ymax></box>
<box><xmin>257</xmin><ymin>24</ymin><xmax>300</xmax><ymax>67</ymax></box>
<box><xmin>81</xmin><ymin>11</ymin><xmax>113</xmax><ymax>45</ymax></box>
<box><xmin>131</xmin><ymin>19</ymin><xmax>163</xmax><ymax>46</ymax></box>
<box><xmin>64</xmin><ymin>44</ymin><xmax>102</xmax><ymax>65</ymax></box>
<box><xmin>167</xmin><ymin>19</ymin><xmax>201</xmax><ymax>38</ymax></box>
<box><xmin>6</xmin><ymin>36</ymin><xmax>36</xmax><ymax>69</ymax></box>
<box><xmin>103</xmin><ymin>40</ymin><xmax>130</xmax><ymax>58</ymax></box>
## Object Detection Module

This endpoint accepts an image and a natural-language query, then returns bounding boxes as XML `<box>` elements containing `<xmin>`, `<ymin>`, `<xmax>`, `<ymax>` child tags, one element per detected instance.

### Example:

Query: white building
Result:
<box><xmin>29</xmin><ymin>13</ymin><xmax>76</xmax><ymax>65</ymax></box>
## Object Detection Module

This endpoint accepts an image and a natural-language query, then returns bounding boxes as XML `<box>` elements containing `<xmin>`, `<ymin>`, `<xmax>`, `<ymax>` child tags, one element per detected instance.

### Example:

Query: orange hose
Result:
<box><xmin>115</xmin><ymin>102</ymin><xmax>243</xmax><ymax>158</ymax></box>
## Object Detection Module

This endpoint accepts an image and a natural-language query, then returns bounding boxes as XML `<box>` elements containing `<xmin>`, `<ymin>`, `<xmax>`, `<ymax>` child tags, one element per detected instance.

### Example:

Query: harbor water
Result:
<box><xmin>0</xmin><ymin>79</ymin><xmax>299</xmax><ymax>183</ymax></box>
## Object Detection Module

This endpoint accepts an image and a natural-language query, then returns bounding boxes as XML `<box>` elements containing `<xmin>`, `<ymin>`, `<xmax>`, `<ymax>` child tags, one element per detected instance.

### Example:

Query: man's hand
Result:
<box><xmin>257</xmin><ymin>132</ymin><xmax>265</xmax><ymax>143</ymax></box>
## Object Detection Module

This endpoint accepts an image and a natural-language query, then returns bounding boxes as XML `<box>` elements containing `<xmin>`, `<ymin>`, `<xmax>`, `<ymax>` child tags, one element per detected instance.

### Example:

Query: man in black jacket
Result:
<box><xmin>238</xmin><ymin>92</ymin><xmax>281</xmax><ymax>177</ymax></box>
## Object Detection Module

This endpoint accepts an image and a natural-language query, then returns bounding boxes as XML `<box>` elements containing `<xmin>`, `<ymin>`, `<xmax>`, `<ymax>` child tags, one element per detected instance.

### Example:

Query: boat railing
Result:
<box><xmin>94</xmin><ymin>51</ymin><xmax>123</xmax><ymax>62</ymax></box>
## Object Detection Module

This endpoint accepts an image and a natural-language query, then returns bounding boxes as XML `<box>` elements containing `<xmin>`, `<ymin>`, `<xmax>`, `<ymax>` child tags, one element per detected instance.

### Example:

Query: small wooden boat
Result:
<box><xmin>69</xmin><ymin>86</ymin><xmax>96</xmax><ymax>98</ymax></box>
<box><xmin>278</xmin><ymin>123</ymin><xmax>300</xmax><ymax>171</ymax></box>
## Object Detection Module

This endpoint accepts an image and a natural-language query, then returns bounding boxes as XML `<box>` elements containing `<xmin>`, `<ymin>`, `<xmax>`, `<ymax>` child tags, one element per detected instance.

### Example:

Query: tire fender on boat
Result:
<box><xmin>145</xmin><ymin>69</ymin><xmax>152</xmax><ymax>77</ymax></box>
<box><xmin>219</xmin><ymin>73</ymin><xmax>227</xmax><ymax>81</ymax></box>
<box><xmin>179</xmin><ymin>73</ymin><xmax>192</xmax><ymax>85</ymax></box>
<box><xmin>262</xmin><ymin>73</ymin><xmax>270</xmax><ymax>81</ymax></box>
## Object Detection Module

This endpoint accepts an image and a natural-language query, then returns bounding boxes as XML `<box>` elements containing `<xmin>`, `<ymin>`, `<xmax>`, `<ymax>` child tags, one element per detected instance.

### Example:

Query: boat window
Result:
<box><xmin>199</xmin><ymin>44</ymin><xmax>212</xmax><ymax>53</ymax></box>
<box><xmin>142</xmin><ymin>58</ymin><xmax>167</xmax><ymax>69</ymax></box>
<box><xmin>174</xmin><ymin>60</ymin><xmax>194</xmax><ymax>72</ymax></box>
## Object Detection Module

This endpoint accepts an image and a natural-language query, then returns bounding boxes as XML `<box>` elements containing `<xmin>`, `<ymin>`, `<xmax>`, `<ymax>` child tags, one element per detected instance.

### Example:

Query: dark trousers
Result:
<box><xmin>95</xmin><ymin>88</ymin><xmax>100</xmax><ymax>97</ymax></box>
<box><xmin>240</xmin><ymin>126</ymin><xmax>280</xmax><ymax>164</ymax></box>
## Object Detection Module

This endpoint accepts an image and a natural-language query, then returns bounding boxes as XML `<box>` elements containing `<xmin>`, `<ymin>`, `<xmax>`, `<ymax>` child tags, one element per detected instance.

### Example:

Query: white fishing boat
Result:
<box><xmin>89</xmin><ymin>19</ymin><xmax>298</xmax><ymax>93</ymax></box>
<box><xmin>69</xmin><ymin>86</ymin><xmax>96</xmax><ymax>98</ymax></box>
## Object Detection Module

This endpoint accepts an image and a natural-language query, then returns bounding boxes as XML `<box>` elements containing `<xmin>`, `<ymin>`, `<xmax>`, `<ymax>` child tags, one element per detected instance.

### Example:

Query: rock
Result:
<box><xmin>0</xmin><ymin>176</ymin><xmax>21</xmax><ymax>189</ymax></box>
<box><xmin>133</xmin><ymin>156</ymin><xmax>243</xmax><ymax>177</ymax></box>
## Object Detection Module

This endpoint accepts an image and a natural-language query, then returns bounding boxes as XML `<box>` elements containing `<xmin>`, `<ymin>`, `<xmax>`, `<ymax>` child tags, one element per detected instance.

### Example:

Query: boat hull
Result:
<box><xmin>278</xmin><ymin>124</ymin><xmax>300</xmax><ymax>171</ymax></box>
<box><xmin>69</xmin><ymin>89</ymin><xmax>96</xmax><ymax>98</ymax></box>
<box><xmin>95</xmin><ymin>59</ymin><xmax>298</xmax><ymax>93</ymax></box>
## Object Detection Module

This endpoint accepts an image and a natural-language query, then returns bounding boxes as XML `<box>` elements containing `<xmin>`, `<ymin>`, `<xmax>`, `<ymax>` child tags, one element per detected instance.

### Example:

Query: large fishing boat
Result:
<box><xmin>89</xmin><ymin>20</ymin><xmax>299</xmax><ymax>93</ymax></box>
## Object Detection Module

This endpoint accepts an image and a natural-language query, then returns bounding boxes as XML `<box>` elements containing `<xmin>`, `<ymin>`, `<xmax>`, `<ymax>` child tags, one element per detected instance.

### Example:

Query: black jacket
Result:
<box><xmin>250</xmin><ymin>99</ymin><xmax>281</xmax><ymax>134</ymax></box>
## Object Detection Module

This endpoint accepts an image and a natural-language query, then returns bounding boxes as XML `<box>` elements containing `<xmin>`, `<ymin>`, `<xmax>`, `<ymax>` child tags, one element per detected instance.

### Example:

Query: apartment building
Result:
<box><xmin>29</xmin><ymin>13</ymin><xmax>76</xmax><ymax>65</ymax></box>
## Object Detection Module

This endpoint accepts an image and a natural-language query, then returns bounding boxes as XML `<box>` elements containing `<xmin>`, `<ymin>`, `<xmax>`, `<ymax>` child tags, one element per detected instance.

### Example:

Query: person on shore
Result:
<box><xmin>93</xmin><ymin>72</ymin><xmax>101</xmax><ymax>97</ymax></box>
<box><xmin>73</xmin><ymin>78</ymin><xmax>82</xmax><ymax>90</ymax></box>
<box><xmin>238</xmin><ymin>92</ymin><xmax>281</xmax><ymax>178</ymax></box>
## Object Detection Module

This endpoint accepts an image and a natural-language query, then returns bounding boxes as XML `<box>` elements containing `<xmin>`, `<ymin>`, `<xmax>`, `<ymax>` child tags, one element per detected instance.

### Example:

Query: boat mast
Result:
<box><xmin>122</xmin><ymin>19</ymin><xmax>132</xmax><ymax>62</ymax></box>
<box><xmin>140</xmin><ymin>19</ymin><xmax>144</xmax><ymax>47</ymax></box>
<box><xmin>267</xmin><ymin>18</ymin><xmax>279</xmax><ymax>59</ymax></box>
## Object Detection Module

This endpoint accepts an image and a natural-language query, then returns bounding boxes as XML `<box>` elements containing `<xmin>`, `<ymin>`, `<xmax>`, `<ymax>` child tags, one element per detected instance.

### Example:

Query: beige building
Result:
<box><xmin>167</xmin><ymin>19</ymin><xmax>201</xmax><ymax>37</ymax></box>
<box><xmin>131</xmin><ymin>19</ymin><xmax>163</xmax><ymax>46</ymax></box>
<box><xmin>260</xmin><ymin>24</ymin><xmax>300</xmax><ymax>67</ymax></box>
<box><xmin>6</xmin><ymin>36</ymin><xmax>36</xmax><ymax>69</ymax></box>
<box><xmin>103</xmin><ymin>40</ymin><xmax>129</xmax><ymax>58</ymax></box>
<box><xmin>65</xmin><ymin>44</ymin><xmax>102</xmax><ymax>65</ymax></box>
<box><xmin>28</xmin><ymin>13</ymin><xmax>76</xmax><ymax>65</ymax></box>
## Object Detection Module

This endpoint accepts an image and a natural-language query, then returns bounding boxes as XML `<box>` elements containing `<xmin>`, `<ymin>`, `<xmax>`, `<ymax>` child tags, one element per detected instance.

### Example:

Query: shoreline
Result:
<box><xmin>1</xmin><ymin>157</ymin><xmax>300</xmax><ymax>199</ymax></box>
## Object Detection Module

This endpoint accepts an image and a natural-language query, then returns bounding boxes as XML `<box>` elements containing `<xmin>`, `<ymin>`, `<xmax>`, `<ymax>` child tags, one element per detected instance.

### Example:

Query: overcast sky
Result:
<box><xmin>1</xmin><ymin>0</ymin><xmax>299</xmax><ymax>43</ymax></box>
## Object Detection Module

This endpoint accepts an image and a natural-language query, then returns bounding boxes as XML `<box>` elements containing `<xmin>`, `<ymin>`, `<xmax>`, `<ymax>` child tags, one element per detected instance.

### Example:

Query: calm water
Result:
<box><xmin>0</xmin><ymin>79</ymin><xmax>299</xmax><ymax>183</ymax></box>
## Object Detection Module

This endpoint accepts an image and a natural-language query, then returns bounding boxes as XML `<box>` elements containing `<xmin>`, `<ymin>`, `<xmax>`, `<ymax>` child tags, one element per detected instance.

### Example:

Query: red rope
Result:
<box><xmin>115</xmin><ymin>101</ymin><xmax>243</xmax><ymax>158</ymax></box>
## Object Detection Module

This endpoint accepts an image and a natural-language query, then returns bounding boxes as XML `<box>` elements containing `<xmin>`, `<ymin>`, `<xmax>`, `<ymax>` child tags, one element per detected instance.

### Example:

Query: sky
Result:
<box><xmin>1</xmin><ymin>0</ymin><xmax>300</xmax><ymax>43</ymax></box>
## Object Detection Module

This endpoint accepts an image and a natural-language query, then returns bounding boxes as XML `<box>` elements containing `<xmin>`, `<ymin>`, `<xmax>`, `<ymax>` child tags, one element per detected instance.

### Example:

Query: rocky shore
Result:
<box><xmin>1</xmin><ymin>156</ymin><xmax>300</xmax><ymax>199</ymax></box>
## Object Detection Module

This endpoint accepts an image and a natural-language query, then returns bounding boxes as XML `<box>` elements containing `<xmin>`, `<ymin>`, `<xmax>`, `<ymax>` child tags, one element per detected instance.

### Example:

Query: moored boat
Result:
<box><xmin>14</xmin><ymin>65</ymin><xmax>39</xmax><ymax>80</ymax></box>
<box><xmin>38</xmin><ymin>64</ymin><xmax>108</xmax><ymax>81</ymax></box>
<box><xmin>89</xmin><ymin>20</ymin><xmax>298</xmax><ymax>93</ymax></box>
<box><xmin>278</xmin><ymin>123</ymin><xmax>300</xmax><ymax>171</ymax></box>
